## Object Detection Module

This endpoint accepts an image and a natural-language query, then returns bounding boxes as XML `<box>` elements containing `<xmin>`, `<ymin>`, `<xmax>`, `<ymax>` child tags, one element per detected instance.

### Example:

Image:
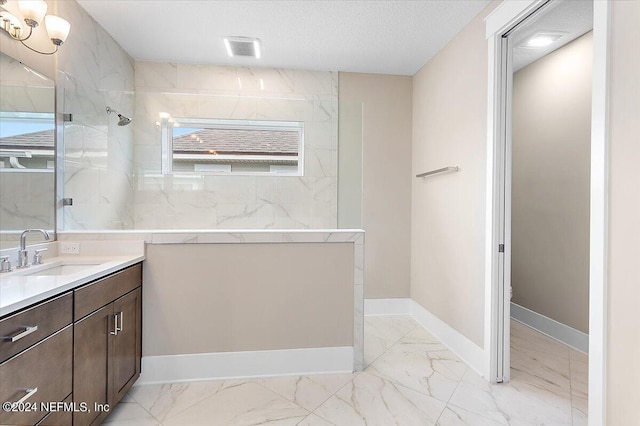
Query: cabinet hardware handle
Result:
<box><xmin>117</xmin><ymin>311</ymin><xmax>124</xmax><ymax>333</ymax></box>
<box><xmin>4</xmin><ymin>325</ymin><xmax>38</xmax><ymax>342</ymax></box>
<box><xmin>110</xmin><ymin>314</ymin><xmax>119</xmax><ymax>336</ymax></box>
<box><xmin>15</xmin><ymin>387</ymin><xmax>38</xmax><ymax>404</ymax></box>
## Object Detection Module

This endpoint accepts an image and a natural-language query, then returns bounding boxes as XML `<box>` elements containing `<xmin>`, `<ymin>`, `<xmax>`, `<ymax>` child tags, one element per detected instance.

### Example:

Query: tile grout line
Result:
<box><xmin>433</xmin><ymin>365</ymin><xmax>467</xmax><ymax>425</ymax></box>
<box><xmin>305</xmin><ymin>317</ymin><xmax>421</xmax><ymax>424</ymax></box>
<box><xmin>307</xmin><ymin>374</ymin><xmax>360</xmax><ymax>426</ymax></box>
<box><xmin>366</xmin><ymin>317</ymin><xmax>475</xmax><ymax>422</ymax></box>
<box><xmin>569</xmin><ymin>355</ymin><xmax>575</xmax><ymax>426</ymax></box>
<box><xmin>122</xmin><ymin>391</ymin><xmax>164</xmax><ymax>424</ymax></box>
<box><xmin>364</xmin><ymin>318</ymin><xmax>420</xmax><ymax>369</ymax></box>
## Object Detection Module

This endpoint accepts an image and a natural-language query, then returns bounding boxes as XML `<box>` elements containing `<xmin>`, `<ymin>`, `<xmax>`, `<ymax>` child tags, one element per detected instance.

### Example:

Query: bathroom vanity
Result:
<box><xmin>0</xmin><ymin>242</ymin><xmax>144</xmax><ymax>426</ymax></box>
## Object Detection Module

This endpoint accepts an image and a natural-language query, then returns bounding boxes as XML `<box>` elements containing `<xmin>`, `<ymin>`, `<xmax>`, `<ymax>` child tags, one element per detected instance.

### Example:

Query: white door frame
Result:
<box><xmin>483</xmin><ymin>1</ymin><xmax>609</xmax><ymax>425</ymax></box>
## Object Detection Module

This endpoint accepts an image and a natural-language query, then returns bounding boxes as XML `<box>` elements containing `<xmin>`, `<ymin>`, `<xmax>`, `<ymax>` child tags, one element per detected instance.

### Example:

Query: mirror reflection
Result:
<box><xmin>0</xmin><ymin>52</ymin><xmax>55</xmax><ymax>248</ymax></box>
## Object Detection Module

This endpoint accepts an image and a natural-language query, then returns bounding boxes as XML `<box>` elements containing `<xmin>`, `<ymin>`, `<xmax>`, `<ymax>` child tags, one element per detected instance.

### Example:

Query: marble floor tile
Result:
<box><xmin>510</xmin><ymin>320</ymin><xmax>570</xmax><ymax>359</ymax></box>
<box><xmin>257</xmin><ymin>373</ymin><xmax>356</xmax><ymax>411</ymax></box>
<box><xmin>570</xmin><ymin>348</ymin><xmax>589</xmax><ymax>363</ymax></box>
<box><xmin>436</xmin><ymin>404</ymin><xmax>504</xmax><ymax>426</ymax></box>
<box><xmin>313</xmin><ymin>371</ymin><xmax>446</xmax><ymax>426</ymax></box>
<box><xmin>511</xmin><ymin>319</ymin><xmax>589</xmax><ymax>424</ymax></box>
<box><xmin>448</xmin><ymin>368</ymin><xmax>573</xmax><ymax>426</ymax></box>
<box><xmin>572</xmin><ymin>406</ymin><xmax>589</xmax><ymax>426</ymax></box>
<box><xmin>297</xmin><ymin>413</ymin><xmax>336</xmax><ymax>426</ymax></box>
<box><xmin>119</xmin><ymin>393</ymin><xmax>135</xmax><ymax>403</ymax></box>
<box><xmin>571</xmin><ymin>393</ymin><xmax>588</xmax><ymax>423</ymax></box>
<box><xmin>102</xmin><ymin>401</ymin><xmax>159</xmax><ymax>425</ymax></box>
<box><xmin>367</xmin><ymin>342</ymin><xmax>467</xmax><ymax>402</ymax></box>
<box><xmin>399</xmin><ymin>327</ymin><xmax>448</xmax><ymax>351</ymax></box>
<box><xmin>569</xmin><ymin>355</ymin><xmax>589</xmax><ymax>398</ymax></box>
<box><xmin>364</xmin><ymin>315</ymin><xmax>418</xmax><ymax>367</ymax></box>
<box><xmin>510</xmin><ymin>345</ymin><xmax>571</xmax><ymax>397</ymax></box>
<box><xmin>128</xmin><ymin>379</ymin><xmax>229</xmax><ymax>422</ymax></box>
<box><xmin>364</xmin><ymin>330</ymin><xmax>395</xmax><ymax>367</ymax></box>
<box><xmin>161</xmin><ymin>381</ymin><xmax>309</xmax><ymax>426</ymax></box>
<box><xmin>364</xmin><ymin>315</ymin><xmax>418</xmax><ymax>342</ymax></box>
<box><xmin>115</xmin><ymin>315</ymin><xmax>588</xmax><ymax>425</ymax></box>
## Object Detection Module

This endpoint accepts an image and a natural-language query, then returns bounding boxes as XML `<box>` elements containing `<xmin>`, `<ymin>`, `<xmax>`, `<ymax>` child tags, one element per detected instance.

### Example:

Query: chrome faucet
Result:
<box><xmin>17</xmin><ymin>229</ymin><xmax>51</xmax><ymax>268</ymax></box>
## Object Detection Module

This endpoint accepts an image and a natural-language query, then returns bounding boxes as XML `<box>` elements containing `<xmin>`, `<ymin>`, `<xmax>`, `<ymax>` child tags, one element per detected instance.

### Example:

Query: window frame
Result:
<box><xmin>161</xmin><ymin>117</ymin><xmax>305</xmax><ymax>177</ymax></box>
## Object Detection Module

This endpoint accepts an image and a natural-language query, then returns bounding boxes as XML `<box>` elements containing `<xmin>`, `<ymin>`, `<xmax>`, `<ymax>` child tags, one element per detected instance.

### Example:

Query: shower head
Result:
<box><xmin>106</xmin><ymin>106</ymin><xmax>132</xmax><ymax>126</ymax></box>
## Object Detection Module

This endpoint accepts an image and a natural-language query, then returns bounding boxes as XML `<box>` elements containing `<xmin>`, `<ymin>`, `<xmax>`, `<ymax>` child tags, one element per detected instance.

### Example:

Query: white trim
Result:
<box><xmin>511</xmin><ymin>303</ymin><xmax>589</xmax><ymax>353</ymax></box>
<box><xmin>484</xmin><ymin>27</ymin><xmax>500</xmax><ymax>384</ymax></box>
<box><xmin>409</xmin><ymin>300</ymin><xmax>485</xmax><ymax>377</ymax></box>
<box><xmin>484</xmin><ymin>0</ymin><xmax>544</xmax><ymax>39</ymax></box>
<box><xmin>588</xmin><ymin>1</ymin><xmax>610</xmax><ymax>424</ymax></box>
<box><xmin>137</xmin><ymin>346</ymin><xmax>354</xmax><ymax>385</ymax></box>
<box><xmin>364</xmin><ymin>298</ymin><xmax>411</xmax><ymax>316</ymax></box>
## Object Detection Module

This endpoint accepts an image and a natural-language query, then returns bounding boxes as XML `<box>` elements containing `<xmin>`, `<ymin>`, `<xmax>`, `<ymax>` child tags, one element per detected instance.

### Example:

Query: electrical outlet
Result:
<box><xmin>60</xmin><ymin>242</ymin><xmax>80</xmax><ymax>255</ymax></box>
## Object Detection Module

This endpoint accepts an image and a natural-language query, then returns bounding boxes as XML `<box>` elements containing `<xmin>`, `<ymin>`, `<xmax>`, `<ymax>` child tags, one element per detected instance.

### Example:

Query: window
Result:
<box><xmin>160</xmin><ymin>117</ymin><xmax>304</xmax><ymax>176</ymax></box>
<box><xmin>0</xmin><ymin>112</ymin><xmax>55</xmax><ymax>171</ymax></box>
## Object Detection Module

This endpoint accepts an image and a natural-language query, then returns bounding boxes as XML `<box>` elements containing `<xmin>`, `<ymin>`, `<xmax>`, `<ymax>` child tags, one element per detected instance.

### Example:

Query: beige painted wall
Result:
<box><xmin>143</xmin><ymin>243</ymin><xmax>354</xmax><ymax>356</ymax></box>
<box><xmin>411</xmin><ymin>1</ymin><xmax>499</xmax><ymax>347</ymax></box>
<box><xmin>607</xmin><ymin>1</ymin><xmax>640</xmax><ymax>423</ymax></box>
<box><xmin>339</xmin><ymin>73</ymin><xmax>413</xmax><ymax>299</ymax></box>
<box><xmin>511</xmin><ymin>33</ymin><xmax>592</xmax><ymax>333</ymax></box>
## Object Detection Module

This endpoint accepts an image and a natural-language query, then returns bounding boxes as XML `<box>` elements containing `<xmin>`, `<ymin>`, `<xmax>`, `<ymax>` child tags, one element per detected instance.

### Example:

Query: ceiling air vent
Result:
<box><xmin>224</xmin><ymin>36</ymin><xmax>261</xmax><ymax>58</ymax></box>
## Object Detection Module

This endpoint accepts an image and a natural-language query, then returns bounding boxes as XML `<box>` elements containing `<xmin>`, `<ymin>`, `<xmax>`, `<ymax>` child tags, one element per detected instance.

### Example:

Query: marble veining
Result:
<box><xmin>107</xmin><ymin>316</ymin><xmax>587</xmax><ymax>426</ymax></box>
<box><xmin>55</xmin><ymin>0</ymin><xmax>136</xmax><ymax>231</ymax></box>
<box><xmin>132</xmin><ymin>61</ymin><xmax>340</xmax><ymax>230</ymax></box>
<box><xmin>160</xmin><ymin>381</ymin><xmax>309</xmax><ymax>426</ymax></box>
<box><xmin>313</xmin><ymin>372</ymin><xmax>447</xmax><ymax>426</ymax></box>
<box><xmin>257</xmin><ymin>374</ymin><xmax>357</xmax><ymax>412</ymax></box>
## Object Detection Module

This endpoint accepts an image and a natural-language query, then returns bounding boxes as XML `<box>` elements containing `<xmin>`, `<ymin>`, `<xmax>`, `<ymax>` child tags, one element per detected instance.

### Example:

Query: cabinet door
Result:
<box><xmin>111</xmin><ymin>287</ymin><xmax>142</xmax><ymax>405</ymax></box>
<box><xmin>73</xmin><ymin>304</ymin><xmax>113</xmax><ymax>426</ymax></box>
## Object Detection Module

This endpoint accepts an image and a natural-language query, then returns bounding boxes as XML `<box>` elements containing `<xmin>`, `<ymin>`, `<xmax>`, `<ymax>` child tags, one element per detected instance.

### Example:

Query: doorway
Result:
<box><xmin>485</xmin><ymin>0</ymin><xmax>609</xmax><ymax>424</ymax></box>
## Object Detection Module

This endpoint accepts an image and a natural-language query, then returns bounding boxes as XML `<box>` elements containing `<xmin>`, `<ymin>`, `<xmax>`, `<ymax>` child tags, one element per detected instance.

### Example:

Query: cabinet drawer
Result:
<box><xmin>0</xmin><ymin>292</ymin><xmax>73</xmax><ymax>363</ymax></box>
<box><xmin>75</xmin><ymin>263</ymin><xmax>142</xmax><ymax>320</ymax></box>
<box><xmin>36</xmin><ymin>394</ymin><xmax>72</xmax><ymax>426</ymax></box>
<box><xmin>0</xmin><ymin>326</ymin><xmax>73</xmax><ymax>426</ymax></box>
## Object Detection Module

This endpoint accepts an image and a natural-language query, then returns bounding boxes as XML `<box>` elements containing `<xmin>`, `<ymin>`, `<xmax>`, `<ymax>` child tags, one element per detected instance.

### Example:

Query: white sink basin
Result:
<box><xmin>11</xmin><ymin>261</ymin><xmax>106</xmax><ymax>277</ymax></box>
<box><xmin>26</xmin><ymin>263</ymin><xmax>102</xmax><ymax>276</ymax></box>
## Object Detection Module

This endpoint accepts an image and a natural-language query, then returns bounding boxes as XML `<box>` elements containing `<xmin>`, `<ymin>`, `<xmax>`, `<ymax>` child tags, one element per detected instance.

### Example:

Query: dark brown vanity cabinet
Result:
<box><xmin>0</xmin><ymin>293</ymin><xmax>74</xmax><ymax>426</ymax></box>
<box><xmin>73</xmin><ymin>264</ymin><xmax>142</xmax><ymax>426</ymax></box>
<box><xmin>0</xmin><ymin>263</ymin><xmax>142</xmax><ymax>426</ymax></box>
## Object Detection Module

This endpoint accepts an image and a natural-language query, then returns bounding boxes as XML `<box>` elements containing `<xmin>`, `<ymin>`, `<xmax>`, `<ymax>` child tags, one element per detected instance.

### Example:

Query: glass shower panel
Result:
<box><xmin>337</xmin><ymin>101</ymin><xmax>363</xmax><ymax>229</ymax></box>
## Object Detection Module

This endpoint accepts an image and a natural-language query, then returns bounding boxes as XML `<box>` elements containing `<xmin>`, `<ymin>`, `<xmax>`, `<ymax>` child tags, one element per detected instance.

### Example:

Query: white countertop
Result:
<box><xmin>0</xmin><ymin>241</ymin><xmax>145</xmax><ymax>317</ymax></box>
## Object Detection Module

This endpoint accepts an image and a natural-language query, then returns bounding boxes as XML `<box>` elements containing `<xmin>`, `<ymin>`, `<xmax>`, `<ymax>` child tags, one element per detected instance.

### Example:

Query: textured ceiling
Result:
<box><xmin>512</xmin><ymin>0</ymin><xmax>593</xmax><ymax>72</ymax></box>
<box><xmin>76</xmin><ymin>0</ymin><xmax>491</xmax><ymax>76</ymax></box>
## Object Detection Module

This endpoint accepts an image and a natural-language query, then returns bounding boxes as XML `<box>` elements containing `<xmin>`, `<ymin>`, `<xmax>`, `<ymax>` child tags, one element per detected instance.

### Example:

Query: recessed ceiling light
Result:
<box><xmin>223</xmin><ymin>36</ymin><xmax>261</xmax><ymax>58</ymax></box>
<box><xmin>519</xmin><ymin>32</ymin><xmax>566</xmax><ymax>49</ymax></box>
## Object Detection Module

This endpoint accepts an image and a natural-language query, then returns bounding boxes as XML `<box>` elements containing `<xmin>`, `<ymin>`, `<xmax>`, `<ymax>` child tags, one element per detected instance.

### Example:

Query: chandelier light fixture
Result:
<box><xmin>0</xmin><ymin>0</ymin><xmax>70</xmax><ymax>55</ymax></box>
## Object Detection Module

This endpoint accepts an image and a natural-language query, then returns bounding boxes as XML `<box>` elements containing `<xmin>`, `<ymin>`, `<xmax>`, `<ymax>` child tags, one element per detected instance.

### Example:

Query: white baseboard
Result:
<box><xmin>511</xmin><ymin>303</ymin><xmax>589</xmax><ymax>353</ymax></box>
<box><xmin>364</xmin><ymin>298</ymin><xmax>411</xmax><ymax>316</ymax></box>
<box><xmin>138</xmin><ymin>346</ymin><xmax>353</xmax><ymax>385</ymax></box>
<box><xmin>409</xmin><ymin>300</ymin><xmax>486</xmax><ymax>376</ymax></box>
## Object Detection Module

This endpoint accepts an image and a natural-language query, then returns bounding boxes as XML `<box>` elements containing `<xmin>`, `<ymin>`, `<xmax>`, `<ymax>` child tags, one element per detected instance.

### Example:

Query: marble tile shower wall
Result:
<box><xmin>133</xmin><ymin>62</ymin><xmax>339</xmax><ymax>229</ymax></box>
<box><xmin>55</xmin><ymin>0</ymin><xmax>136</xmax><ymax>230</ymax></box>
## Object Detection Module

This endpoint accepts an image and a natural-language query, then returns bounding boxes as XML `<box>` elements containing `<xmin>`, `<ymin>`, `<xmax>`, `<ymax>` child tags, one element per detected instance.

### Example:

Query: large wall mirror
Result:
<box><xmin>0</xmin><ymin>51</ymin><xmax>56</xmax><ymax>248</ymax></box>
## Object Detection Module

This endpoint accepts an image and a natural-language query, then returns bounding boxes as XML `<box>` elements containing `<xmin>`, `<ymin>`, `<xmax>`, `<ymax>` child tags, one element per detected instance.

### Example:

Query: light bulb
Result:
<box><xmin>19</xmin><ymin>0</ymin><xmax>48</xmax><ymax>27</ymax></box>
<box><xmin>45</xmin><ymin>15</ymin><xmax>70</xmax><ymax>45</ymax></box>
